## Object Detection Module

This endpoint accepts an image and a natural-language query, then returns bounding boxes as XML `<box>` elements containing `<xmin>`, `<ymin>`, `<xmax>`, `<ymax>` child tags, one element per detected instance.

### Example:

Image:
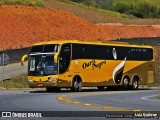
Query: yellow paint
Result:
<box><xmin>56</xmin><ymin>90</ymin><xmax>148</xmax><ymax>111</ymax></box>
<box><xmin>84</xmin><ymin>104</ymin><xmax>91</xmax><ymax>106</ymax></box>
<box><xmin>25</xmin><ymin>40</ymin><xmax>154</xmax><ymax>88</ymax></box>
<box><xmin>21</xmin><ymin>54</ymin><xmax>28</xmax><ymax>66</ymax></box>
<box><xmin>73</xmin><ymin>102</ymin><xmax>80</xmax><ymax>104</ymax></box>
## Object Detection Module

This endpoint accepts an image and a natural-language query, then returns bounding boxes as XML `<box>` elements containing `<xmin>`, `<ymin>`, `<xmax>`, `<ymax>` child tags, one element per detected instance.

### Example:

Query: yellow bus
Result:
<box><xmin>21</xmin><ymin>40</ymin><xmax>154</xmax><ymax>92</ymax></box>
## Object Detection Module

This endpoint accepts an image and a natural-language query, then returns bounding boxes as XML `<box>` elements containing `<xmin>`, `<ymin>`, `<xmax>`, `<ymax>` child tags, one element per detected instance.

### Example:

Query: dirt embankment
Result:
<box><xmin>1</xmin><ymin>5</ymin><xmax>160</xmax><ymax>50</ymax></box>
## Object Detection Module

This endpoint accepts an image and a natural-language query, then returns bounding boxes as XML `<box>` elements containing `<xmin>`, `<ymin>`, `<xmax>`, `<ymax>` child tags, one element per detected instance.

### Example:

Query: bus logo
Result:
<box><xmin>82</xmin><ymin>60</ymin><xmax>106</xmax><ymax>70</ymax></box>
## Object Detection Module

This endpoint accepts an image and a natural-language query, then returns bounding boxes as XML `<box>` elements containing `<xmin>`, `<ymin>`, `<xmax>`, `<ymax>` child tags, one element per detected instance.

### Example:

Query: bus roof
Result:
<box><xmin>33</xmin><ymin>40</ymin><xmax>153</xmax><ymax>48</ymax></box>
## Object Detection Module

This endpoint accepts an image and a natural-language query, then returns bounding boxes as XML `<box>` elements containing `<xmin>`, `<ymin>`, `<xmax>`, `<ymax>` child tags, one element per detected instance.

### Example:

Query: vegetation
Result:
<box><xmin>43</xmin><ymin>0</ymin><xmax>160</xmax><ymax>24</ymax></box>
<box><xmin>0</xmin><ymin>0</ymin><xmax>44</xmax><ymax>6</ymax></box>
<box><xmin>59</xmin><ymin>0</ymin><xmax>128</xmax><ymax>18</ymax></box>
<box><xmin>67</xmin><ymin>0</ymin><xmax>160</xmax><ymax>18</ymax></box>
<box><xmin>70</xmin><ymin>0</ymin><xmax>113</xmax><ymax>10</ymax></box>
<box><xmin>156</xmin><ymin>96</ymin><xmax>160</xmax><ymax>100</ymax></box>
<box><xmin>0</xmin><ymin>74</ymin><xmax>29</xmax><ymax>89</ymax></box>
<box><xmin>112</xmin><ymin>0</ymin><xmax>160</xmax><ymax>18</ymax></box>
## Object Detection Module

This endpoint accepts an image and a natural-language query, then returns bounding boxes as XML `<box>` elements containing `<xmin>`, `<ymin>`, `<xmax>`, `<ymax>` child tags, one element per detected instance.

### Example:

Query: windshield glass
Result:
<box><xmin>28</xmin><ymin>54</ymin><xmax>58</xmax><ymax>76</ymax></box>
<box><xmin>28</xmin><ymin>44</ymin><xmax>60</xmax><ymax>76</ymax></box>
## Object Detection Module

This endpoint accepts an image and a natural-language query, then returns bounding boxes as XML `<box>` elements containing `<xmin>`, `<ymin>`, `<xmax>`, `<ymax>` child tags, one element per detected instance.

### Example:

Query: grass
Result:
<box><xmin>0</xmin><ymin>0</ymin><xmax>44</xmax><ymax>6</ymax></box>
<box><xmin>0</xmin><ymin>74</ymin><xmax>29</xmax><ymax>89</ymax></box>
<box><xmin>59</xmin><ymin>0</ymin><xmax>129</xmax><ymax>18</ymax></box>
<box><xmin>156</xmin><ymin>96</ymin><xmax>160</xmax><ymax>100</ymax></box>
<box><xmin>112</xmin><ymin>0</ymin><xmax>160</xmax><ymax>6</ymax></box>
<box><xmin>48</xmin><ymin>0</ymin><xmax>160</xmax><ymax>25</ymax></box>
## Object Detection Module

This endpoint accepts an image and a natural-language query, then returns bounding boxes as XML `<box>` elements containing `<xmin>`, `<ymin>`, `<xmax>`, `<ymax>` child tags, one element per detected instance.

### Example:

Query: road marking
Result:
<box><xmin>56</xmin><ymin>90</ymin><xmax>159</xmax><ymax>111</ymax></box>
<box><xmin>73</xmin><ymin>102</ymin><xmax>80</xmax><ymax>104</ymax></box>
<box><xmin>84</xmin><ymin>104</ymin><xmax>91</xmax><ymax>106</ymax></box>
<box><xmin>141</xmin><ymin>94</ymin><xmax>160</xmax><ymax>102</ymax></box>
<box><xmin>57</xmin><ymin>97</ymin><xmax>65</xmax><ymax>101</ymax></box>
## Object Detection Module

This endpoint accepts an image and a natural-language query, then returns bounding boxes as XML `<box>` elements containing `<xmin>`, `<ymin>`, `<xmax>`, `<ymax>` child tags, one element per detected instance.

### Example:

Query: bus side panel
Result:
<box><xmin>123</xmin><ymin>61</ymin><xmax>154</xmax><ymax>85</ymax></box>
<box><xmin>69</xmin><ymin>60</ymin><xmax>154</xmax><ymax>87</ymax></box>
<box><xmin>69</xmin><ymin>60</ymin><xmax>125</xmax><ymax>87</ymax></box>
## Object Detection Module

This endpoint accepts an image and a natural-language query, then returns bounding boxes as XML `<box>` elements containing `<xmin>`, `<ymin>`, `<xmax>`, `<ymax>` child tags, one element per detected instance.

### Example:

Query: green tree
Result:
<box><xmin>133</xmin><ymin>1</ymin><xmax>160</xmax><ymax>18</ymax></box>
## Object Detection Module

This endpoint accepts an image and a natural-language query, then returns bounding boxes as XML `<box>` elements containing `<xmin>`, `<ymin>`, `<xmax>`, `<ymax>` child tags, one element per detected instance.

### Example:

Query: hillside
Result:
<box><xmin>44</xmin><ymin>0</ymin><xmax>160</xmax><ymax>25</ymax></box>
<box><xmin>63</xmin><ymin>0</ymin><xmax>160</xmax><ymax>19</ymax></box>
<box><xmin>1</xmin><ymin>5</ymin><xmax>160</xmax><ymax>50</ymax></box>
<box><xmin>0</xmin><ymin>5</ymin><xmax>99</xmax><ymax>50</ymax></box>
<box><xmin>43</xmin><ymin>0</ymin><xmax>127</xmax><ymax>24</ymax></box>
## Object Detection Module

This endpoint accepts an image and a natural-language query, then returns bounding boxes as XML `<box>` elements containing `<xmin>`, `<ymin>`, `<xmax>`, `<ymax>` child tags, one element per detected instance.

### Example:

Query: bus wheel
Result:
<box><xmin>122</xmin><ymin>77</ymin><xmax>129</xmax><ymax>90</ymax></box>
<box><xmin>54</xmin><ymin>87</ymin><xmax>61</xmax><ymax>92</ymax></box>
<box><xmin>46</xmin><ymin>87</ymin><xmax>60</xmax><ymax>92</ymax></box>
<box><xmin>132</xmin><ymin>77</ymin><xmax>139</xmax><ymax>90</ymax></box>
<box><xmin>71</xmin><ymin>77</ymin><xmax>82</xmax><ymax>92</ymax></box>
<box><xmin>107</xmin><ymin>86</ymin><xmax>118</xmax><ymax>91</ymax></box>
<box><xmin>97</xmin><ymin>86</ymin><xmax>104</xmax><ymax>91</ymax></box>
<box><xmin>46</xmin><ymin>87</ymin><xmax>54</xmax><ymax>92</ymax></box>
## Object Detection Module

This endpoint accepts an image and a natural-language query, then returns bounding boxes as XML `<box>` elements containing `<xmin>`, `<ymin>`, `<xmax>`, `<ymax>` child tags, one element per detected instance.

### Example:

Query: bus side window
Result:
<box><xmin>59</xmin><ymin>44</ymin><xmax>71</xmax><ymax>74</ymax></box>
<box><xmin>59</xmin><ymin>55</ymin><xmax>67</xmax><ymax>73</ymax></box>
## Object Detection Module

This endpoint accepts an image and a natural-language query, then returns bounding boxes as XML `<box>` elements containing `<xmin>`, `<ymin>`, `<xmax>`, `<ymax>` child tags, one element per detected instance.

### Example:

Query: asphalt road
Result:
<box><xmin>0</xmin><ymin>88</ymin><xmax>159</xmax><ymax>120</ymax></box>
<box><xmin>0</xmin><ymin>62</ymin><xmax>27</xmax><ymax>80</ymax></box>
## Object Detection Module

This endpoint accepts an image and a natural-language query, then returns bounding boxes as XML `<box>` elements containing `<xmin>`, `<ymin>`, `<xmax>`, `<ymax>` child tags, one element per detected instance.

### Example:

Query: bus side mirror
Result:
<box><xmin>21</xmin><ymin>54</ymin><xmax>28</xmax><ymax>66</ymax></box>
<box><xmin>54</xmin><ymin>53</ymin><xmax>59</xmax><ymax>63</ymax></box>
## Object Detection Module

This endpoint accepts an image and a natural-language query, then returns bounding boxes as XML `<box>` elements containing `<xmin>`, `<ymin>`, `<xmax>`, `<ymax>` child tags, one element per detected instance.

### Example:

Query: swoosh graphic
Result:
<box><xmin>112</xmin><ymin>57</ymin><xmax>126</xmax><ymax>84</ymax></box>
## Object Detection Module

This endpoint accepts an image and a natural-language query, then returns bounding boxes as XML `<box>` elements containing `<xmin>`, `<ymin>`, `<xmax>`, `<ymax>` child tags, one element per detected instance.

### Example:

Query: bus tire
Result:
<box><xmin>46</xmin><ymin>87</ymin><xmax>60</xmax><ymax>92</ymax></box>
<box><xmin>54</xmin><ymin>87</ymin><xmax>61</xmax><ymax>92</ymax></box>
<box><xmin>46</xmin><ymin>87</ymin><xmax>53</xmax><ymax>92</ymax></box>
<box><xmin>122</xmin><ymin>76</ymin><xmax>130</xmax><ymax>90</ymax></box>
<box><xmin>107</xmin><ymin>86</ymin><xmax>113</xmax><ymax>91</ymax></box>
<box><xmin>132</xmin><ymin>77</ymin><xmax>139</xmax><ymax>90</ymax></box>
<box><xmin>107</xmin><ymin>86</ymin><xmax>119</xmax><ymax>91</ymax></box>
<box><xmin>97</xmin><ymin>86</ymin><xmax>104</xmax><ymax>91</ymax></box>
<box><xmin>71</xmin><ymin>77</ymin><xmax>82</xmax><ymax>92</ymax></box>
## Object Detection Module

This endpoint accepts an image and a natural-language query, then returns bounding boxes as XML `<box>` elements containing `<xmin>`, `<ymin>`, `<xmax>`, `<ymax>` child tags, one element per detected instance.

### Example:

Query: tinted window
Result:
<box><xmin>43</xmin><ymin>44</ymin><xmax>60</xmax><ymax>53</ymax></box>
<box><xmin>30</xmin><ymin>44</ymin><xmax>60</xmax><ymax>53</ymax></box>
<box><xmin>108</xmin><ymin>47</ymin><xmax>153</xmax><ymax>61</ymax></box>
<box><xmin>59</xmin><ymin>44</ymin><xmax>71</xmax><ymax>74</ymax></box>
<box><xmin>108</xmin><ymin>47</ymin><xmax>128</xmax><ymax>60</ymax></box>
<box><xmin>30</xmin><ymin>45</ymin><xmax>44</xmax><ymax>53</ymax></box>
<box><xmin>72</xmin><ymin>44</ymin><xmax>110</xmax><ymax>60</ymax></box>
<box><xmin>72</xmin><ymin>44</ymin><xmax>153</xmax><ymax>61</ymax></box>
<box><xmin>72</xmin><ymin>44</ymin><xmax>85</xmax><ymax>59</ymax></box>
<box><xmin>128</xmin><ymin>47</ymin><xmax>153</xmax><ymax>61</ymax></box>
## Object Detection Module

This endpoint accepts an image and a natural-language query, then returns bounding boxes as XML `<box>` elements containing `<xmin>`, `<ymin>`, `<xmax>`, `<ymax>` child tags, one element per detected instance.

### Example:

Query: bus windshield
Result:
<box><xmin>28</xmin><ymin>44</ymin><xmax>60</xmax><ymax>76</ymax></box>
<box><xmin>28</xmin><ymin>54</ymin><xmax>58</xmax><ymax>76</ymax></box>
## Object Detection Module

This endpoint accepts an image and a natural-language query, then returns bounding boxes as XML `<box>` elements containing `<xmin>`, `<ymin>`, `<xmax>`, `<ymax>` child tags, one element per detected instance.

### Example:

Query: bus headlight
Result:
<box><xmin>48</xmin><ymin>78</ymin><xmax>57</xmax><ymax>82</ymax></box>
<box><xmin>28</xmin><ymin>80</ymin><xmax>33</xmax><ymax>82</ymax></box>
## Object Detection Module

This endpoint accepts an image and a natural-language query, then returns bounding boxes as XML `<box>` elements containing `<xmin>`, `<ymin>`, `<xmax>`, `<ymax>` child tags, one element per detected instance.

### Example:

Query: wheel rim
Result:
<box><xmin>72</xmin><ymin>77</ymin><xmax>82</xmax><ymax>92</ymax></box>
<box><xmin>124</xmin><ymin>78</ymin><xmax>129</xmax><ymax>86</ymax></box>
<box><xmin>133</xmin><ymin>80</ymin><xmax>138</xmax><ymax>89</ymax></box>
<box><xmin>74</xmin><ymin>81</ymin><xmax>79</xmax><ymax>89</ymax></box>
<box><xmin>78</xmin><ymin>82</ymin><xmax>82</xmax><ymax>91</ymax></box>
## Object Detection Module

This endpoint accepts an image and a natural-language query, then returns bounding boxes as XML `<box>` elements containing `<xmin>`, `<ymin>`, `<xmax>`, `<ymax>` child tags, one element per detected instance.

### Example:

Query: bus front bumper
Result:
<box><xmin>28</xmin><ymin>76</ymin><xmax>58</xmax><ymax>88</ymax></box>
<box><xmin>28</xmin><ymin>81</ymin><xmax>57</xmax><ymax>88</ymax></box>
